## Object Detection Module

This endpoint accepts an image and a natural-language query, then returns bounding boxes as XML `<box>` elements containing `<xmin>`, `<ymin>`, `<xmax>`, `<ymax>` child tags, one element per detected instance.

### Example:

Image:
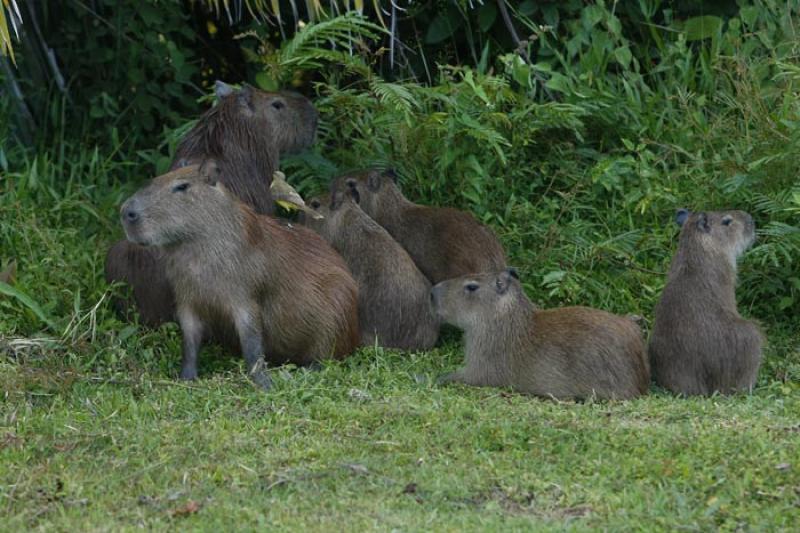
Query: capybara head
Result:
<box><xmin>675</xmin><ymin>208</ymin><xmax>756</xmax><ymax>263</ymax></box>
<box><xmin>121</xmin><ymin>161</ymin><xmax>231</xmax><ymax>247</ymax></box>
<box><xmin>304</xmin><ymin>189</ymin><xmax>358</xmax><ymax>237</ymax></box>
<box><xmin>213</xmin><ymin>81</ymin><xmax>318</xmax><ymax>154</ymax></box>
<box><xmin>330</xmin><ymin>169</ymin><xmax>399</xmax><ymax>217</ymax></box>
<box><xmin>431</xmin><ymin>268</ymin><xmax>520</xmax><ymax>329</ymax></box>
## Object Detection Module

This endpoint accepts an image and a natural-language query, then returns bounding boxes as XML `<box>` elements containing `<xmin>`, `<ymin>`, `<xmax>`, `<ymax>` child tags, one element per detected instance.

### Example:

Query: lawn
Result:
<box><xmin>2</xmin><ymin>338</ymin><xmax>799</xmax><ymax>531</ymax></box>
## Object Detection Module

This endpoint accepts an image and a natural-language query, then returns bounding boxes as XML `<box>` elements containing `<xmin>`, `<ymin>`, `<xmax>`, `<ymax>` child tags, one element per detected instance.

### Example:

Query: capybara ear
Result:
<box><xmin>506</xmin><ymin>267</ymin><xmax>520</xmax><ymax>280</ymax></box>
<box><xmin>675</xmin><ymin>208</ymin><xmax>690</xmax><ymax>227</ymax></box>
<box><xmin>495</xmin><ymin>272</ymin><xmax>513</xmax><ymax>294</ymax></box>
<box><xmin>215</xmin><ymin>80</ymin><xmax>235</xmax><ymax>99</ymax></box>
<box><xmin>199</xmin><ymin>159</ymin><xmax>221</xmax><ymax>186</ymax></box>
<box><xmin>696</xmin><ymin>212</ymin><xmax>711</xmax><ymax>233</ymax></box>
<box><xmin>237</xmin><ymin>85</ymin><xmax>254</xmax><ymax>111</ymax></box>
<box><xmin>384</xmin><ymin>168</ymin><xmax>398</xmax><ymax>183</ymax></box>
<box><xmin>366</xmin><ymin>170</ymin><xmax>382</xmax><ymax>191</ymax></box>
<box><xmin>347</xmin><ymin>185</ymin><xmax>361</xmax><ymax>204</ymax></box>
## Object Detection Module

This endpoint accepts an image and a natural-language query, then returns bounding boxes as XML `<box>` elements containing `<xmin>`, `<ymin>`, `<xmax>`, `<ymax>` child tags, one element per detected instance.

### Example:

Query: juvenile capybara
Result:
<box><xmin>305</xmin><ymin>189</ymin><xmax>439</xmax><ymax>350</ymax></box>
<box><xmin>649</xmin><ymin>209</ymin><xmax>762</xmax><ymax>396</ymax></box>
<box><xmin>431</xmin><ymin>269</ymin><xmax>649</xmax><ymax>400</ymax></box>
<box><xmin>119</xmin><ymin>162</ymin><xmax>359</xmax><ymax>389</ymax></box>
<box><xmin>105</xmin><ymin>81</ymin><xmax>318</xmax><ymax>327</ymax></box>
<box><xmin>331</xmin><ymin>169</ymin><xmax>507</xmax><ymax>283</ymax></box>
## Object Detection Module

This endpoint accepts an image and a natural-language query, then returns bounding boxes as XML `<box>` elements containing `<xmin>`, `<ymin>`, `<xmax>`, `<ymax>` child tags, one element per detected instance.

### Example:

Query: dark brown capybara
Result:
<box><xmin>330</xmin><ymin>169</ymin><xmax>507</xmax><ymax>284</ymax></box>
<box><xmin>105</xmin><ymin>81</ymin><xmax>318</xmax><ymax>327</ymax></box>
<box><xmin>431</xmin><ymin>269</ymin><xmax>649</xmax><ymax>400</ymax></box>
<box><xmin>304</xmin><ymin>188</ymin><xmax>439</xmax><ymax>350</ymax></box>
<box><xmin>649</xmin><ymin>209</ymin><xmax>762</xmax><ymax>396</ymax></box>
<box><xmin>119</xmin><ymin>162</ymin><xmax>359</xmax><ymax>389</ymax></box>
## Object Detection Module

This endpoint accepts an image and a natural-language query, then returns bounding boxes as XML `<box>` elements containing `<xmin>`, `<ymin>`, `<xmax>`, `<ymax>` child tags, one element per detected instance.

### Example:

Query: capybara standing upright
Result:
<box><xmin>305</xmin><ymin>189</ymin><xmax>439</xmax><ymax>350</ymax></box>
<box><xmin>105</xmin><ymin>81</ymin><xmax>318</xmax><ymax>327</ymax></box>
<box><xmin>331</xmin><ymin>169</ymin><xmax>506</xmax><ymax>283</ymax></box>
<box><xmin>119</xmin><ymin>162</ymin><xmax>359</xmax><ymax>389</ymax></box>
<box><xmin>649</xmin><ymin>209</ymin><xmax>762</xmax><ymax>396</ymax></box>
<box><xmin>431</xmin><ymin>269</ymin><xmax>649</xmax><ymax>400</ymax></box>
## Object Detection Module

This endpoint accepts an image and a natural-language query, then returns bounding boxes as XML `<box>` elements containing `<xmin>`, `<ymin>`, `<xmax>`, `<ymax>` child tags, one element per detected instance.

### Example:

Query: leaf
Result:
<box><xmin>425</xmin><ymin>12</ymin><xmax>461</xmax><ymax>44</ymax></box>
<box><xmin>255</xmin><ymin>72</ymin><xmax>279</xmax><ymax>91</ymax></box>
<box><xmin>739</xmin><ymin>6</ymin><xmax>758</xmax><ymax>27</ymax></box>
<box><xmin>614</xmin><ymin>46</ymin><xmax>632</xmax><ymax>68</ymax></box>
<box><xmin>477</xmin><ymin>3</ymin><xmax>497</xmax><ymax>32</ymax></box>
<box><xmin>0</xmin><ymin>281</ymin><xmax>57</xmax><ymax>331</ymax></box>
<box><xmin>684</xmin><ymin>16</ymin><xmax>723</xmax><ymax>42</ymax></box>
<box><xmin>519</xmin><ymin>1</ymin><xmax>537</xmax><ymax>16</ymax></box>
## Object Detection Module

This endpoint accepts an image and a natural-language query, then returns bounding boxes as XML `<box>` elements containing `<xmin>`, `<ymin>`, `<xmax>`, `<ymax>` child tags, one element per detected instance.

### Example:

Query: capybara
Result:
<box><xmin>649</xmin><ymin>209</ymin><xmax>762</xmax><ymax>395</ymax></box>
<box><xmin>331</xmin><ymin>169</ymin><xmax>507</xmax><ymax>283</ymax></box>
<box><xmin>105</xmin><ymin>81</ymin><xmax>318</xmax><ymax>327</ymax></box>
<box><xmin>305</xmin><ymin>189</ymin><xmax>439</xmax><ymax>350</ymax></box>
<box><xmin>431</xmin><ymin>269</ymin><xmax>649</xmax><ymax>400</ymax></box>
<box><xmin>119</xmin><ymin>162</ymin><xmax>359</xmax><ymax>389</ymax></box>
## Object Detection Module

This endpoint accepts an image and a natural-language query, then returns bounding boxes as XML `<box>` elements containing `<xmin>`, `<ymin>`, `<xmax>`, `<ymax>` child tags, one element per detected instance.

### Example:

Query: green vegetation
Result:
<box><xmin>2</xmin><ymin>1</ymin><xmax>799</xmax><ymax>530</ymax></box>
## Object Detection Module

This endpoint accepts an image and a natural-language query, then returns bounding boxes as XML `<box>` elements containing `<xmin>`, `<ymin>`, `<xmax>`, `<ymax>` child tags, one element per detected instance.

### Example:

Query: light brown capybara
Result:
<box><xmin>330</xmin><ymin>169</ymin><xmax>507</xmax><ymax>283</ymax></box>
<box><xmin>431</xmin><ymin>269</ymin><xmax>649</xmax><ymax>400</ymax></box>
<box><xmin>119</xmin><ymin>162</ymin><xmax>359</xmax><ymax>389</ymax></box>
<box><xmin>304</xmin><ymin>189</ymin><xmax>439</xmax><ymax>350</ymax></box>
<box><xmin>105</xmin><ymin>81</ymin><xmax>318</xmax><ymax>327</ymax></box>
<box><xmin>649</xmin><ymin>209</ymin><xmax>762</xmax><ymax>396</ymax></box>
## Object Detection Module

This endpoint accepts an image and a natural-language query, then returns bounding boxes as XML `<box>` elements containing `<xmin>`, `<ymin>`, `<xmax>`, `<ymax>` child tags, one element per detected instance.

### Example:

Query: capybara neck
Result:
<box><xmin>370</xmin><ymin>185</ymin><xmax>414</xmax><ymax>229</ymax></box>
<box><xmin>464</xmin><ymin>288</ymin><xmax>534</xmax><ymax>378</ymax></box>
<box><xmin>668</xmin><ymin>232</ymin><xmax>738</xmax><ymax>310</ymax></box>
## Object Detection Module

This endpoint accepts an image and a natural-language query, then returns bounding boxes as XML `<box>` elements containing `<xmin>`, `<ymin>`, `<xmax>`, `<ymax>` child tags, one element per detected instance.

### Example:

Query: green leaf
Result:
<box><xmin>0</xmin><ymin>281</ymin><xmax>57</xmax><ymax>331</ymax></box>
<box><xmin>425</xmin><ymin>13</ymin><xmax>461</xmax><ymax>44</ymax></box>
<box><xmin>478</xmin><ymin>3</ymin><xmax>497</xmax><ymax>32</ymax></box>
<box><xmin>684</xmin><ymin>16</ymin><xmax>723</xmax><ymax>42</ymax></box>
<box><xmin>614</xmin><ymin>46</ymin><xmax>632</xmax><ymax>68</ymax></box>
<box><xmin>255</xmin><ymin>72</ymin><xmax>279</xmax><ymax>91</ymax></box>
<box><xmin>740</xmin><ymin>6</ymin><xmax>758</xmax><ymax>27</ymax></box>
<box><xmin>519</xmin><ymin>1</ymin><xmax>537</xmax><ymax>16</ymax></box>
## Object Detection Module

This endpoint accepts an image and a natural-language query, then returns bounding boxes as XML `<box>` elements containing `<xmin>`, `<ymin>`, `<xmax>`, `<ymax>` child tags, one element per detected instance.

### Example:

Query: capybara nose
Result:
<box><xmin>121</xmin><ymin>200</ymin><xmax>140</xmax><ymax>225</ymax></box>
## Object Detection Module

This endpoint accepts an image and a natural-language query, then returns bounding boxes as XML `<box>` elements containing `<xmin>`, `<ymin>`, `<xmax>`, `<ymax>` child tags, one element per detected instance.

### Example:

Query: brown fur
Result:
<box><xmin>105</xmin><ymin>82</ymin><xmax>318</xmax><ymax>327</ymax></box>
<box><xmin>119</xmin><ymin>163</ymin><xmax>359</xmax><ymax>387</ymax></box>
<box><xmin>331</xmin><ymin>169</ymin><xmax>507</xmax><ymax>283</ymax></box>
<box><xmin>304</xmin><ymin>190</ymin><xmax>439</xmax><ymax>350</ymax></box>
<box><xmin>649</xmin><ymin>209</ymin><xmax>762</xmax><ymax>396</ymax></box>
<box><xmin>431</xmin><ymin>269</ymin><xmax>649</xmax><ymax>400</ymax></box>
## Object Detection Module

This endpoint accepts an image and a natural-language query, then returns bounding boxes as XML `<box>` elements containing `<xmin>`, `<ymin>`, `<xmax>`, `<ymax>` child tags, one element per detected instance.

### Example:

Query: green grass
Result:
<box><xmin>2</xmin><ymin>343</ymin><xmax>800</xmax><ymax>530</ymax></box>
<box><xmin>0</xmin><ymin>148</ymin><xmax>799</xmax><ymax>531</ymax></box>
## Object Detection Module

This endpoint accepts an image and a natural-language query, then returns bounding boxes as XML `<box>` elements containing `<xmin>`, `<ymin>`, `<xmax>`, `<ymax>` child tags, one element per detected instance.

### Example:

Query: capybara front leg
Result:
<box><xmin>177</xmin><ymin>306</ymin><xmax>203</xmax><ymax>380</ymax></box>
<box><xmin>234</xmin><ymin>309</ymin><xmax>271</xmax><ymax>391</ymax></box>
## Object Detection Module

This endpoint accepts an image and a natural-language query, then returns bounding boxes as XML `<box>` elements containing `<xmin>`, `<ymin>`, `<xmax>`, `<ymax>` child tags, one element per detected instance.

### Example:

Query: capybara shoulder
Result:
<box><xmin>649</xmin><ymin>209</ymin><xmax>762</xmax><ymax>395</ymax></box>
<box><xmin>431</xmin><ymin>269</ymin><xmax>649</xmax><ymax>400</ymax></box>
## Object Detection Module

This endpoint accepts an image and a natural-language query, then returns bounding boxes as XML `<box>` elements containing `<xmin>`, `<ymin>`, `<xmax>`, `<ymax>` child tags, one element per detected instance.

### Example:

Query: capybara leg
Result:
<box><xmin>234</xmin><ymin>310</ymin><xmax>271</xmax><ymax>391</ymax></box>
<box><xmin>177</xmin><ymin>306</ymin><xmax>203</xmax><ymax>380</ymax></box>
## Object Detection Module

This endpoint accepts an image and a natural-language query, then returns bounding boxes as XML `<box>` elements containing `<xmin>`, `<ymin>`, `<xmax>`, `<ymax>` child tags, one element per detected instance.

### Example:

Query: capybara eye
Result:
<box><xmin>271</xmin><ymin>100</ymin><xmax>285</xmax><ymax>110</ymax></box>
<box><xmin>465</xmin><ymin>283</ymin><xmax>479</xmax><ymax>293</ymax></box>
<box><xmin>172</xmin><ymin>182</ymin><xmax>190</xmax><ymax>193</ymax></box>
<box><xmin>310</xmin><ymin>199</ymin><xmax>321</xmax><ymax>209</ymax></box>
<box><xmin>722</xmin><ymin>216</ymin><xmax>733</xmax><ymax>226</ymax></box>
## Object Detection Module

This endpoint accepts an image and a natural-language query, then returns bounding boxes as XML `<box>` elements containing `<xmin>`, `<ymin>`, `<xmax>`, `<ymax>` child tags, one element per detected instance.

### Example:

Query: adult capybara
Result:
<box><xmin>649</xmin><ymin>209</ymin><xmax>762</xmax><ymax>396</ymax></box>
<box><xmin>105</xmin><ymin>81</ymin><xmax>318</xmax><ymax>327</ymax></box>
<box><xmin>305</xmin><ymin>189</ymin><xmax>439</xmax><ymax>350</ymax></box>
<box><xmin>431</xmin><ymin>269</ymin><xmax>649</xmax><ymax>400</ymax></box>
<box><xmin>331</xmin><ymin>169</ymin><xmax>507</xmax><ymax>283</ymax></box>
<box><xmin>119</xmin><ymin>162</ymin><xmax>359</xmax><ymax>389</ymax></box>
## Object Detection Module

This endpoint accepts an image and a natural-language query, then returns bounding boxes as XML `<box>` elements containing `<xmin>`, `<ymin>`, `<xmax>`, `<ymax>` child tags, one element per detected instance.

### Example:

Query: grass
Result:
<box><xmin>0</xmin><ymin>148</ymin><xmax>799</xmax><ymax>531</ymax></box>
<box><xmin>2</xmin><ymin>343</ymin><xmax>800</xmax><ymax>530</ymax></box>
